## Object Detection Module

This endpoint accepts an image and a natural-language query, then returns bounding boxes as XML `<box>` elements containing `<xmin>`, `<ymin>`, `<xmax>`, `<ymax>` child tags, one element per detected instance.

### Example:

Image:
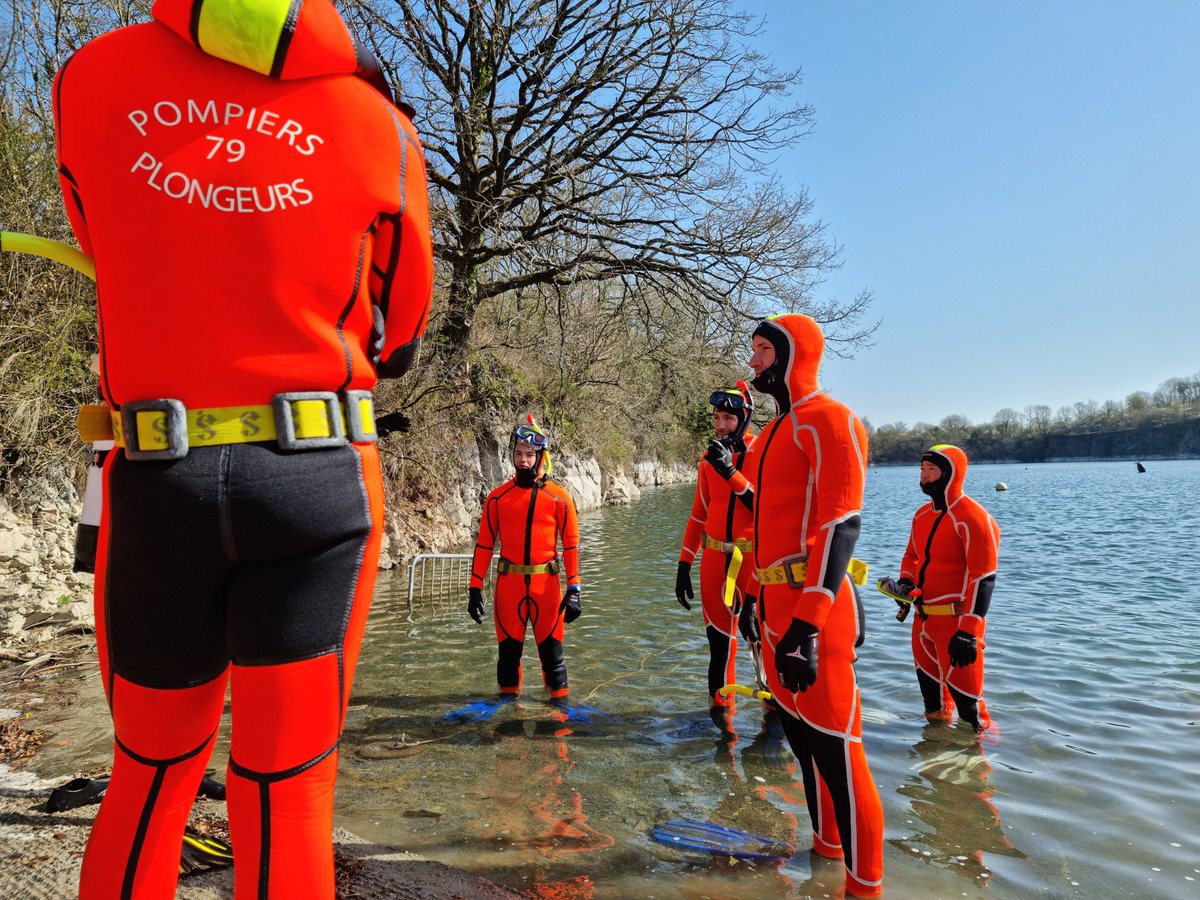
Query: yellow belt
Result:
<box><xmin>704</xmin><ymin>535</ymin><xmax>753</xmax><ymax>608</ymax></box>
<box><xmin>915</xmin><ymin>602</ymin><xmax>960</xmax><ymax>616</ymax></box>
<box><xmin>77</xmin><ymin>391</ymin><xmax>375</xmax><ymax>461</ymax></box>
<box><xmin>497</xmin><ymin>558</ymin><xmax>560</xmax><ymax>576</ymax></box>
<box><xmin>756</xmin><ymin>556</ymin><xmax>869</xmax><ymax>588</ymax></box>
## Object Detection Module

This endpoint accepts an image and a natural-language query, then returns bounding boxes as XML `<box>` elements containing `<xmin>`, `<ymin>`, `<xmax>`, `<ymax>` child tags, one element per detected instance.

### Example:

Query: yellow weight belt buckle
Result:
<box><xmin>120</xmin><ymin>399</ymin><xmax>189</xmax><ymax>461</ymax></box>
<box><xmin>704</xmin><ymin>535</ymin><xmax>753</xmax><ymax>554</ymax></box>
<box><xmin>272</xmin><ymin>391</ymin><xmax>346</xmax><ymax>451</ymax></box>
<box><xmin>757</xmin><ymin>555</ymin><xmax>808</xmax><ymax>588</ymax></box>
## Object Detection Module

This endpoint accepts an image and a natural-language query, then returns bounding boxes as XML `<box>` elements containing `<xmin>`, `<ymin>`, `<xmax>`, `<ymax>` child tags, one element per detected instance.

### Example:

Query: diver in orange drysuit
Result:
<box><xmin>883</xmin><ymin>445</ymin><xmax>1000</xmax><ymax>732</ymax></box>
<box><xmin>675</xmin><ymin>382</ymin><xmax>759</xmax><ymax>707</ymax></box>
<box><xmin>53</xmin><ymin>0</ymin><xmax>433</xmax><ymax>895</ymax></box>
<box><xmin>725</xmin><ymin>314</ymin><xmax>883</xmax><ymax>898</ymax></box>
<box><xmin>468</xmin><ymin>420</ymin><xmax>583</xmax><ymax>698</ymax></box>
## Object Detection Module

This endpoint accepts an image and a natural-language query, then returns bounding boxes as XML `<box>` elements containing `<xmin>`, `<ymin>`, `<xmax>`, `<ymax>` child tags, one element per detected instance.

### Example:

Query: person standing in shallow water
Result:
<box><xmin>724</xmin><ymin>313</ymin><xmax>883</xmax><ymax>898</ymax></box>
<box><xmin>468</xmin><ymin>419</ymin><xmax>583</xmax><ymax>699</ymax></box>
<box><xmin>52</xmin><ymin>0</ymin><xmax>433</xmax><ymax>895</ymax></box>
<box><xmin>674</xmin><ymin>382</ymin><xmax>760</xmax><ymax>709</ymax></box>
<box><xmin>881</xmin><ymin>444</ymin><xmax>1000</xmax><ymax>732</ymax></box>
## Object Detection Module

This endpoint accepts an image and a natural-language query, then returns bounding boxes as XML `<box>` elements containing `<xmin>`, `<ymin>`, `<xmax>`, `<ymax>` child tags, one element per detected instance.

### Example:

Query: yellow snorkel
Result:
<box><xmin>1</xmin><ymin>232</ymin><xmax>95</xmax><ymax>280</ymax></box>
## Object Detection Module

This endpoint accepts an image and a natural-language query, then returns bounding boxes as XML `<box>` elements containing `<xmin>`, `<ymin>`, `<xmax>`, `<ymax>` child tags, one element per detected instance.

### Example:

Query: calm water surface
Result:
<box><xmin>336</xmin><ymin>460</ymin><xmax>1200</xmax><ymax>899</ymax></box>
<box><xmin>35</xmin><ymin>461</ymin><xmax>1200</xmax><ymax>897</ymax></box>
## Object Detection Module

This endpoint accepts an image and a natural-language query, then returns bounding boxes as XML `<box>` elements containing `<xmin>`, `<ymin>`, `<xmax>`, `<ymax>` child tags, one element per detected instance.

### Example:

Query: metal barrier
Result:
<box><xmin>406</xmin><ymin>553</ymin><xmax>477</xmax><ymax>603</ymax></box>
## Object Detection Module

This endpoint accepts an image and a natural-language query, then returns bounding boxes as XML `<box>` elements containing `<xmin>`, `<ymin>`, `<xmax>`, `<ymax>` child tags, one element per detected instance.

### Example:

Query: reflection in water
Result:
<box><xmin>891</xmin><ymin>723</ymin><xmax>1025</xmax><ymax>886</ymax></box>
<box><xmin>479</xmin><ymin>712</ymin><xmax>614</xmax><ymax>858</ymax></box>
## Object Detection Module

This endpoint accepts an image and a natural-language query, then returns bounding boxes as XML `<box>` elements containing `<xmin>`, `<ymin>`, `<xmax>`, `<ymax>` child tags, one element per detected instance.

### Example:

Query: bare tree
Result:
<box><xmin>346</xmin><ymin>0</ymin><xmax>875</xmax><ymax>358</ymax></box>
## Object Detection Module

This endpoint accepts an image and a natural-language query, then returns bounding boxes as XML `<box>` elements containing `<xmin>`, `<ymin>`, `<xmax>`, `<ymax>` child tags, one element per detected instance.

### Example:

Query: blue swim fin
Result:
<box><xmin>651</xmin><ymin>819</ymin><xmax>792</xmax><ymax>861</ymax></box>
<box><xmin>442</xmin><ymin>696</ymin><xmax>514</xmax><ymax>724</ymax></box>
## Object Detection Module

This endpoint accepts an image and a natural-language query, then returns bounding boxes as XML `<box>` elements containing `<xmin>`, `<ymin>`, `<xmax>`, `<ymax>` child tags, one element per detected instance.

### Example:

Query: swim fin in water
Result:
<box><xmin>651</xmin><ymin>818</ymin><xmax>793</xmax><ymax>861</ymax></box>
<box><xmin>179</xmin><ymin>829</ymin><xmax>234</xmax><ymax>875</ymax></box>
<box><xmin>442</xmin><ymin>695</ymin><xmax>515</xmax><ymax>724</ymax></box>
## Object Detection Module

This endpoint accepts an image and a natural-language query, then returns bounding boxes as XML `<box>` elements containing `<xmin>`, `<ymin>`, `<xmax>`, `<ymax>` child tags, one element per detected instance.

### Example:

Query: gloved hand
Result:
<box><xmin>561</xmin><ymin>586</ymin><xmax>582</xmax><ymax>623</ymax></box>
<box><xmin>467</xmin><ymin>587</ymin><xmax>485</xmax><ymax>624</ymax></box>
<box><xmin>374</xmin><ymin>410</ymin><xmax>411</xmax><ymax>438</ymax></box>
<box><xmin>738</xmin><ymin>593</ymin><xmax>759</xmax><ymax>644</ymax></box>
<box><xmin>775</xmin><ymin>618</ymin><xmax>819</xmax><ymax>692</ymax></box>
<box><xmin>948</xmin><ymin>630</ymin><xmax>977</xmax><ymax>667</ymax></box>
<box><xmin>704</xmin><ymin>439</ymin><xmax>736</xmax><ymax>479</ymax></box>
<box><xmin>674</xmin><ymin>561</ymin><xmax>694</xmax><ymax>610</ymax></box>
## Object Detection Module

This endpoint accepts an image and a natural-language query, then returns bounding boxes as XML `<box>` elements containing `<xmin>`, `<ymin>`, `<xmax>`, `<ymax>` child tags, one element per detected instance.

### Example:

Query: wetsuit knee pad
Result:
<box><xmin>497</xmin><ymin>637</ymin><xmax>524</xmax><ymax>691</ymax></box>
<box><xmin>948</xmin><ymin>686</ymin><xmax>981</xmax><ymax>729</ymax></box>
<box><xmin>536</xmin><ymin>637</ymin><xmax>567</xmax><ymax>692</ymax></box>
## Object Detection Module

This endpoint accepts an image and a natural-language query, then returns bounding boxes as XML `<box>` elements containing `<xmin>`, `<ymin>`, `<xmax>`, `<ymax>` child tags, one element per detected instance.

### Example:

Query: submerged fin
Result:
<box><xmin>651</xmin><ymin>818</ymin><xmax>793</xmax><ymax>861</ymax></box>
<box><xmin>442</xmin><ymin>696</ymin><xmax>514</xmax><ymax>724</ymax></box>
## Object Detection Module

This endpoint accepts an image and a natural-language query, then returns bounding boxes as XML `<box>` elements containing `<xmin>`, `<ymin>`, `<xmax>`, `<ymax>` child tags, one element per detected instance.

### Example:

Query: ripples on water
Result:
<box><xmin>334</xmin><ymin>460</ymin><xmax>1200</xmax><ymax>898</ymax></box>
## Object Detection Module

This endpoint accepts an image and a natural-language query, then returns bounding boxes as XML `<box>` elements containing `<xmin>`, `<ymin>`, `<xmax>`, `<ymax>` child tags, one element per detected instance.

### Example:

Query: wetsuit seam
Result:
<box><xmin>229</xmin><ymin>742</ymin><xmax>338</xmax><ymax>783</ymax></box>
<box><xmin>217</xmin><ymin>444</ymin><xmax>237</xmax><ymax>562</ymax></box>
<box><xmin>335</xmin><ymin>447</ymin><xmax>373</xmax><ymax>715</ymax></box>
<box><xmin>335</xmin><ymin>233</ymin><xmax>370</xmax><ymax>393</ymax></box>
<box><xmin>258</xmin><ymin>781</ymin><xmax>270</xmax><ymax>900</ymax></box>
<box><xmin>115</xmin><ymin>729</ymin><xmax>216</xmax><ymax>768</ymax></box>
<box><xmin>121</xmin><ymin>764</ymin><xmax>166</xmax><ymax>900</ymax></box>
<box><xmin>268</xmin><ymin>0</ymin><xmax>304</xmax><ymax>79</ymax></box>
<box><xmin>233</xmin><ymin>645</ymin><xmax>340</xmax><ymax>667</ymax></box>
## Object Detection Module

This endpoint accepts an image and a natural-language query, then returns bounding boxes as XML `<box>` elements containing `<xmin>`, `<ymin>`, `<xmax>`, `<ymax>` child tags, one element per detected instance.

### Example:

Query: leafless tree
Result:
<box><xmin>345</xmin><ymin>0</ymin><xmax>875</xmax><ymax>358</ymax></box>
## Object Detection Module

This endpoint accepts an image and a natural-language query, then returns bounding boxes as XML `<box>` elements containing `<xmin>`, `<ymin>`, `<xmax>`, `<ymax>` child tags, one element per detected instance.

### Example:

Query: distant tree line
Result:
<box><xmin>867</xmin><ymin>373</ymin><xmax>1200</xmax><ymax>464</ymax></box>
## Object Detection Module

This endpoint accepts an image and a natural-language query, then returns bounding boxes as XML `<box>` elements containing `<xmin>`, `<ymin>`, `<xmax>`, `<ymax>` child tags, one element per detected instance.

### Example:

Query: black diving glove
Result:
<box><xmin>674</xmin><ymin>560</ymin><xmax>694</xmax><ymax>610</ymax></box>
<box><xmin>374</xmin><ymin>410</ymin><xmax>411</xmax><ymax>438</ymax></box>
<box><xmin>775</xmin><ymin>618</ymin><xmax>819</xmax><ymax>692</ymax></box>
<box><xmin>884</xmin><ymin>576</ymin><xmax>917</xmax><ymax>618</ymax></box>
<box><xmin>738</xmin><ymin>594</ymin><xmax>760</xmax><ymax>643</ymax></box>
<box><xmin>948</xmin><ymin>630</ymin><xmax>978</xmax><ymax>667</ymax></box>
<box><xmin>467</xmin><ymin>587</ymin><xmax>485</xmax><ymax>624</ymax></box>
<box><xmin>704</xmin><ymin>439</ymin><xmax>736</xmax><ymax>480</ymax></box>
<box><xmin>561</xmin><ymin>586</ymin><xmax>582</xmax><ymax>624</ymax></box>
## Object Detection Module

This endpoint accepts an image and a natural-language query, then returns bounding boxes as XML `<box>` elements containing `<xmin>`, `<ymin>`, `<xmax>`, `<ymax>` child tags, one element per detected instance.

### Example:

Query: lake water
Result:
<box><xmin>334</xmin><ymin>459</ymin><xmax>1200</xmax><ymax>899</ymax></box>
<box><xmin>33</xmin><ymin>460</ymin><xmax>1200</xmax><ymax>898</ymax></box>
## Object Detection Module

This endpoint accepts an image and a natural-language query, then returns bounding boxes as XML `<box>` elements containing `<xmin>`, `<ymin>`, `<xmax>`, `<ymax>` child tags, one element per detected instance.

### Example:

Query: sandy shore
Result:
<box><xmin>0</xmin><ymin>634</ymin><xmax>523</xmax><ymax>899</ymax></box>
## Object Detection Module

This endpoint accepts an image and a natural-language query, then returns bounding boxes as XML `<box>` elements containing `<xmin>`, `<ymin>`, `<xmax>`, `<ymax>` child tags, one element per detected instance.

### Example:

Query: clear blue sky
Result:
<box><xmin>744</xmin><ymin>1</ymin><xmax>1200</xmax><ymax>428</ymax></box>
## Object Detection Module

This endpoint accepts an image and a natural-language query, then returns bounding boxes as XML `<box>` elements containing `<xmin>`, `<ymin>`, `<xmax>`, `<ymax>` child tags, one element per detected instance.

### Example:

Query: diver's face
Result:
<box><xmin>712</xmin><ymin>410</ymin><xmax>739</xmax><ymax>438</ymax></box>
<box><xmin>514</xmin><ymin>444</ymin><xmax>538</xmax><ymax>470</ymax></box>
<box><xmin>749</xmin><ymin>336</ymin><xmax>776</xmax><ymax>376</ymax></box>
<box><xmin>919</xmin><ymin>461</ymin><xmax>942</xmax><ymax>485</ymax></box>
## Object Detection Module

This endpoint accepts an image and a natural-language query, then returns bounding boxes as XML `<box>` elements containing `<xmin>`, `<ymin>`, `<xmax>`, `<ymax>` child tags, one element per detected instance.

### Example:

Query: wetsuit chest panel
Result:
<box><xmin>751</xmin><ymin>416</ymin><xmax>815</xmax><ymax>565</ymax></box>
<box><xmin>494</xmin><ymin>487</ymin><xmax>561</xmax><ymax>565</ymax></box>
<box><xmin>911</xmin><ymin>507</ymin><xmax>969</xmax><ymax>600</ymax></box>
<box><xmin>701</xmin><ymin>455</ymin><xmax>754</xmax><ymax>543</ymax></box>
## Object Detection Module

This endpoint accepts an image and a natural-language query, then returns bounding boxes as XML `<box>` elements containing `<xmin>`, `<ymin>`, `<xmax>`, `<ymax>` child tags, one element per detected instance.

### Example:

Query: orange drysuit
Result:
<box><xmin>53</xmin><ymin>0</ymin><xmax>433</xmax><ymax>896</ymax></box>
<box><xmin>679</xmin><ymin>431</ymin><xmax>757</xmax><ymax>704</ymax></box>
<box><xmin>470</xmin><ymin>478</ymin><xmax>582</xmax><ymax>697</ymax></box>
<box><xmin>901</xmin><ymin>444</ymin><xmax>1000</xmax><ymax>730</ymax></box>
<box><xmin>731</xmin><ymin>314</ymin><xmax>883</xmax><ymax>898</ymax></box>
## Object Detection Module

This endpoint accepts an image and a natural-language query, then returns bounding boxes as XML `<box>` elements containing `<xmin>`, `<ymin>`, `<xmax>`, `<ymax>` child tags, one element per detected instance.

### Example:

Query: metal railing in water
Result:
<box><xmin>406</xmin><ymin>553</ymin><xmax>480</xmax><ymax>603</ymax></box>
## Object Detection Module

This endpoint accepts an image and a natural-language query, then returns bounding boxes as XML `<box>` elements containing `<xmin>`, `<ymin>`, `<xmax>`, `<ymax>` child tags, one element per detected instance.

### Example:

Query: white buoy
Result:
<box><xmin>995</xmin><ymin>482</ymin><xmax>1008</xmax><ymax>491</ymax></box>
